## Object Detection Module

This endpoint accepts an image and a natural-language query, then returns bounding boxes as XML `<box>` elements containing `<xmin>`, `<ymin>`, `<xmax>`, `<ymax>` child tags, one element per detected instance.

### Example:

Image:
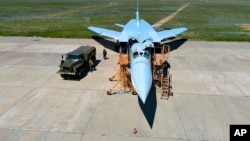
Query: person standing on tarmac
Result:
<box><xmin>89</xmin><ymin>59</ymin><xmax>94</xmax><ymax>72</ymax></box>
<box><xmin>103</xmin><ymin>49</ymin><xmax>107</xmax><ymax>59</ymax></box>
<box><xmin>60</xmin><ymin>55</ymin><xmax>64</xmax><ymax>65</ymax></box>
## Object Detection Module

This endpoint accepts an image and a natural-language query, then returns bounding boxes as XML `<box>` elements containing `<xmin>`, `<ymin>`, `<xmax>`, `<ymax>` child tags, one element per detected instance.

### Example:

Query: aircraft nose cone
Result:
<box><xmin>136</xmin><ymin>83</ymin><xmax>150</xmax><ymax>103</ymax></box>
<box><xmin>131</xmin><ymin>60</ymin><xmax>152</xmax><ymax>104</ymax></box>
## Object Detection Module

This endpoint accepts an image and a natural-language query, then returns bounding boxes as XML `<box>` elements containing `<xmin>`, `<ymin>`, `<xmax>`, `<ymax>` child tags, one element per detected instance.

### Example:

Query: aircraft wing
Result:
<box><xmin>88</xmin><ymin>26</ymin><xmax>121</xmax><ymax>40</ymax></box>
<box><xmin>157</xmin><ymin>27</ymin><xmax>187</xmax><ymax>41</ymax></box>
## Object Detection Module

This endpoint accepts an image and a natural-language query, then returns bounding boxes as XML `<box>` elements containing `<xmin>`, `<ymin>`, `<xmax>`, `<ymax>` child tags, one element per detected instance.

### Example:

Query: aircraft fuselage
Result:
<box><xmin>119</xmin><ymin>19</ymin><xmax>161</xmax><ymax>43</ymax></box>
<box><xmin>130</xmin><ymin>43</ymin><xmax>152</xmax><ymax>103</ymax></box>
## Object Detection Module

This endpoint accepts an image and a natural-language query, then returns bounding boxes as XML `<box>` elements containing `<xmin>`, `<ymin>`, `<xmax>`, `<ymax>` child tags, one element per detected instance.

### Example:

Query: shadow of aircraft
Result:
<box><xmin>92</xmin><ymin>36</ymin><xmax>118</xmax><ymax>52</ymax></box>
<box><xmin>92</xmin><ymin>37</ymin><xmax>187</xmax><ymax>128</ymax></box>
<box><xmin>162</xmin><ymin>38</ymin><xmax>187</xmax><ymax>52</ymax></box>
<box><xmin>92</xmin><ymin>36</ymin><xmax>187</xmax><ymax>53</ymax></box>
<box><xmin>136</xmin><ymin>39</ymin><xmax>187</xmax><ymax>128</ymax></box>
<box><xmin>138</xmin><ymin>85</ymin><xmax>157</xmax><ymax>129</ymax></box>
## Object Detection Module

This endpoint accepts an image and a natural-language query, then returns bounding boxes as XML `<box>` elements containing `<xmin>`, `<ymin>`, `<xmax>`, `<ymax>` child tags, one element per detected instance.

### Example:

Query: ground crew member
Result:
<box><xmin>89</xmin><ymin>59</ymin><xmax>94</xmax><ymax>72</ymax></box>
<box><xmin>60</xmin><ymin>55</ymin><xmax>64</xmax><ymax>65</ymax></box>
<box><xmin>162</xmin><ymin>61</ymin><xmax>170</xmax><ymax>77</ymax></box>
<box><xmin>103</xmin><ymin>49</ymin><xmax>107</xmax><ymax>59</ymax></box>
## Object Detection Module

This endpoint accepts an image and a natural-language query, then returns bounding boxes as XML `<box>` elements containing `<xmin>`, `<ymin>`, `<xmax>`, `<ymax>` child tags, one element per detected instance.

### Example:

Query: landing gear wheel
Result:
<box><xmin>107</xmin><ymin>90</ymin><xmax>112</xmax><ymax>95</ymax></box>
<box><xmin>132</xmin><ymin>91</ymin><xmax>137</xmax><ymax>95</ymax></box>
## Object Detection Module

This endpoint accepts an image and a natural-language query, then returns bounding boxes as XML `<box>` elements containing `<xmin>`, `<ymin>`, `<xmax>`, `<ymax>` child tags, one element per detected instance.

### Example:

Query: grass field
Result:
<box><xmin>0</xmin><ymin>0</ymin><xmax>250</xmax><ymax>41</ymax></box>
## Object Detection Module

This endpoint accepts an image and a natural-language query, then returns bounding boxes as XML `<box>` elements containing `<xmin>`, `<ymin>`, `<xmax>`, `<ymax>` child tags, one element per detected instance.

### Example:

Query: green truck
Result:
<box><xmin>57</xmin><ymin>46</ymin><xmax>96</xmax><ymax>80</ymax></box>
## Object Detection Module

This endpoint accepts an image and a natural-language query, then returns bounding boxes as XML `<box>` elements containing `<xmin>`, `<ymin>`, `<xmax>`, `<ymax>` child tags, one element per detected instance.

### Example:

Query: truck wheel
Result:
<box><xmin>76</xmin><ymin>68</ymin><xmax>84</xmax><ymax>80</ymax></box>
<box><xmin>61</xmin><ymin>74</ymin><xmax>69</xmax><ymax>80</ymax></box>
<box><xmin>76</xmin><ymin>71</ymin><xmax>81</xmax><ymax>80</ymax></box>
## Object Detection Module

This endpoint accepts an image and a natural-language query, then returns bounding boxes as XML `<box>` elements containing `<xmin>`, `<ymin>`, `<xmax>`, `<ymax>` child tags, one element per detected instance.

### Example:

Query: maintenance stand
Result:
<box><xmin>107</xmin><ymin>45</ymin><xmax>172</xmax><ymax>100</ymax></box>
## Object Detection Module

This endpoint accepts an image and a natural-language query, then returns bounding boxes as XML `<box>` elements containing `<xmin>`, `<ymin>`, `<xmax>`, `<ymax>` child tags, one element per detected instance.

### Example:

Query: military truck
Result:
<box><xmin>57</xmin><ymin>46</ymin><xmax>96</xmax><ymax>80</ymax></box>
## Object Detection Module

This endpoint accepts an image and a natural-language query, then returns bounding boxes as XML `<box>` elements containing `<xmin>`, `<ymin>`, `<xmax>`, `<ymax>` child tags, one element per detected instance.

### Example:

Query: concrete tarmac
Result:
<box><xmin>0</xmin><ymin>37</ymin><xmax>249</xmax><ymax>141</ymax></box>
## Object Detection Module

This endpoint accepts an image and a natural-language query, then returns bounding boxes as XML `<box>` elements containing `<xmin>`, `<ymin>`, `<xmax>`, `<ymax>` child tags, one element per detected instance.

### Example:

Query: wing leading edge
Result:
<box><xmin>157</xmin><ymin>27</ymin><xmax>187</xmax><ymax>41</ymax></box>
<box><xmin>88</xmin><ymin>0</ymin><xmax>187</xmax><ymax>43</ymax></box>
<box><xmin>88</xmin><ymin>26</ymin><xmax>121</xmax><ymax>40</ymax></box>
<box><xmin>88</xmin><ymin>26</ymin><xmax>187</xmax><ymax>43</ymax></box>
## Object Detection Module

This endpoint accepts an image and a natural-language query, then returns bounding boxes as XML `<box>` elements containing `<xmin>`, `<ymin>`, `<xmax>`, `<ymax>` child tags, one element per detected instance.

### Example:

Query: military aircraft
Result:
<box><xmin>129</xmin><ymin>40</ymin><xmax>153</xmax><ymax>103</ymax></box>
<box><xmin>88</xmin><ymin>0</ymin><xmax>187</xmax><ymax>103</ymax></box>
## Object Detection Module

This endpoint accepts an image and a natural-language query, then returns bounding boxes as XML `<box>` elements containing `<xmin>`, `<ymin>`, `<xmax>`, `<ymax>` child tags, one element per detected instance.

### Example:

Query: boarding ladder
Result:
<box><xmin>153</xmin><ymin>45</ymin><xmax>172</xmax><ymax>100</ymax></box>
<box><xmin>160</xmin><ymin>68</ymin><xmax>172</xmax><ymax>100</ymax></box>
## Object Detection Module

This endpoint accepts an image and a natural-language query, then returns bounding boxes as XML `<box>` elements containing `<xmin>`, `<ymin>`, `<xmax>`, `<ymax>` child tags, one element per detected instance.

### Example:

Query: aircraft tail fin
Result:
<box><xmin>136</xmin><ymin>11</ymin><xmax>140</xmax><ymax>26</ymax></box>
<box><xmin>152</xmin><ymin>24</ymin><xmax>160</xmax><ymax>28</ymax></box>
<box><xmin>136</xmin><ymin>0</ymin><xmax>140</xmax><ymax>26</ymax></box>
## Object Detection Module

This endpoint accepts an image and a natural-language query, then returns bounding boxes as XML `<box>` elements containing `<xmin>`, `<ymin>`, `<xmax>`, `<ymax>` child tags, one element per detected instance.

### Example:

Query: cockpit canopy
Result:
<box><xmin>133</xmin><ymin>51</ymin><xmax>150</xmax><ymax>59</ymax></box>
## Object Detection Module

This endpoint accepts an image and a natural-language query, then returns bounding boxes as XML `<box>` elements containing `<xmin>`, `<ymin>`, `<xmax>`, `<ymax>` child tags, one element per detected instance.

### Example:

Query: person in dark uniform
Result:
<box><xmin>162</xmin><ymin>60</ymin><xmax>170</xmax><ymax>77</ymax></box>
<box><xmin>60</xmin><ymin>55</ymin><xmax>64</xmax><ymax>65</ymax></box>
<box><xmin>103</xmin><ymin>49</ymin><xmax>107</xmax><ymax>59</ymax></box>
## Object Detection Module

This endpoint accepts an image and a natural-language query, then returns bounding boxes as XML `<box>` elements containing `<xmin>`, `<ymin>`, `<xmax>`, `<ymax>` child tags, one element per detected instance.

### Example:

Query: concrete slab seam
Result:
<box><xmin>0</xmin><ymin>88</ymin><xmax>36</xmax><ymax>117</ymax></box>
<box><xmin>0</xmin><ymin>127</ymin><xmax>82</xmax><ymax>135</ymax></box>
<box><xmin>80</xmin><ymin>88</ymin><xmax>106</xmax><ymax>141</ymax></box>
<box><xmin>173</xmin><ymin>97</ymin><xmax>189</xmax><ymax>140</ymax></box>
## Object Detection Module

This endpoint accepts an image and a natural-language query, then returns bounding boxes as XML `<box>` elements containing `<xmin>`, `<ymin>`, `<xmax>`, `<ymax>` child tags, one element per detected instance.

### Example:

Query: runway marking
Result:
<box><xmin>155</xmin><ymin>3</ymin><xmax>190</xmax><ymax>29</ymax></box>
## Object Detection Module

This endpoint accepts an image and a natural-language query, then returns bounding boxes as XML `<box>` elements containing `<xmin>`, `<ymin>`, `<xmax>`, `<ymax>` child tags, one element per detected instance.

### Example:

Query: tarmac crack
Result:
<box><xmin>0</xmin><ymin>127</ymin><xmax>82</xmax><ymax>135</ymax></box>
<box><xmin>1</xmin><ymin>85</ymin><xmax>104</xmax><ymax>92</ymax></box>
<box><xmin>83</xmin><ymin>132</ymin><xmax>190</xmax><ymax>141</ymax></box>
<box><xmin>0</xmin><ymin>88</ymin><xmax>36</xmax><ymax>117</ymax></box>
<box><xmin>174</xmin><ymin>92</ymin><xmax>249</xmax><ymax>98</ymax></box>
<box><xmin>173</xmin><ymin>97</ymin><xmax>189</xmax><ymax>140</ymax></box>
<box><xmin>80</xmin><ymin>85</ymin><xmax>106</xmax><ymax>141</ymax></box>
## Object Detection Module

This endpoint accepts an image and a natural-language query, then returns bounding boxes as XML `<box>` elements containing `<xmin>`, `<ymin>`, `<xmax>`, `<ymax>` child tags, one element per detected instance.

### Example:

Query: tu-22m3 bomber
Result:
<box><xmin>88</xmin><ymin>0</ymin><xmax>187</xmax><ymax>103</ymax></box>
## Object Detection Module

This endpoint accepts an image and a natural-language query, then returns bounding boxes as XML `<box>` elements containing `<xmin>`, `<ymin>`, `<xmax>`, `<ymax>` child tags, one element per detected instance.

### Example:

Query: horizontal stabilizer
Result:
<box><xmin>88</xmin><ymin>26</ymin><xmax>121</xmax><ymax>40</ymax></box>
<box><xmin>152</xmin><ymin>24</ymin><xmax>160</xmax><ymax>28</ymax></box>
<box><xmin>157</xmin><ymin>27</ymin><xmax>187</xmax><ymax>41</ymax></box>
<box><xmin>115</xmin><ymin>23</ymin><xmax>125</xmax><ymax>28</ymax></box>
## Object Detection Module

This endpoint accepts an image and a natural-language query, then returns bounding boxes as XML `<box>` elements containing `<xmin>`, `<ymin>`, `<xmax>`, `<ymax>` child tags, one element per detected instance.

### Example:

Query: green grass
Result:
<box><xmin>0</xmin><ymin>0</ymin><xmax>250</xmax><ymax>41</ymax></box>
